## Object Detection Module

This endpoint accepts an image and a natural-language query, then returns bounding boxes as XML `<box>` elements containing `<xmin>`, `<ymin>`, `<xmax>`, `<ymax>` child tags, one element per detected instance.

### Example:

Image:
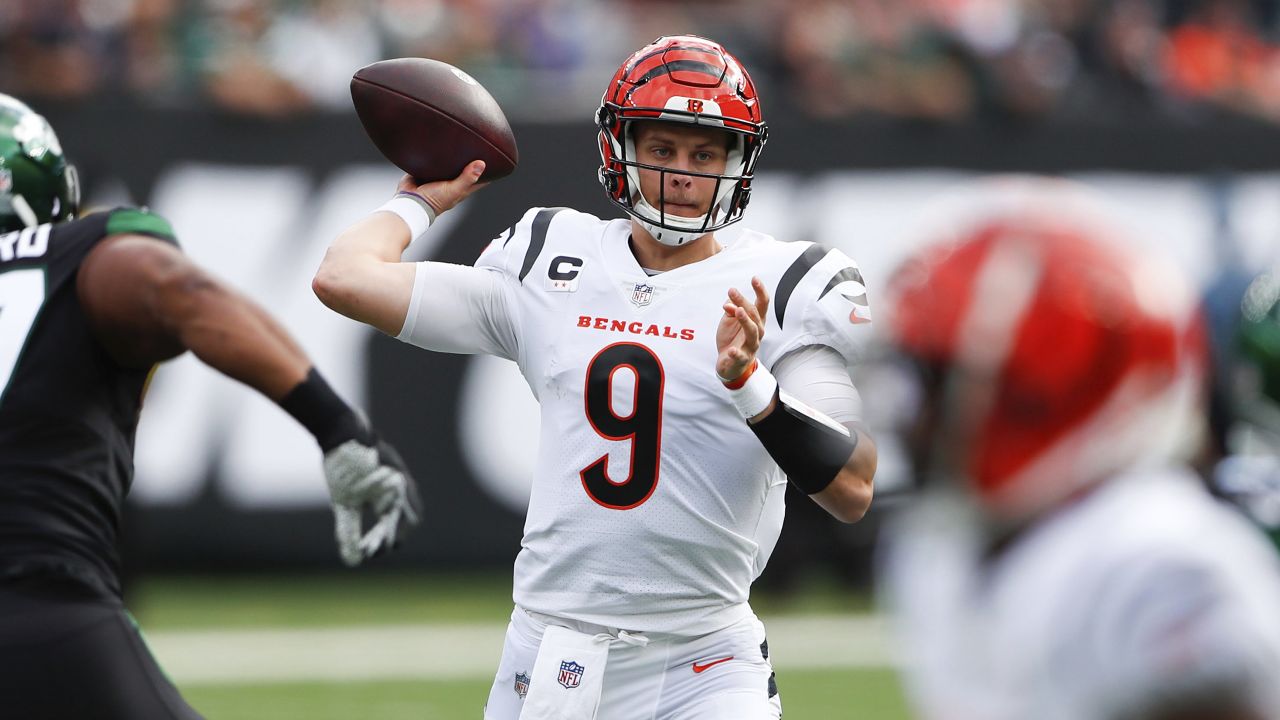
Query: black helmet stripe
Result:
<box><xmin>629</xmin><ymin>59</ymin><xmax>726</xmax><ymax>92</ymax></box>
<box><xmin>622</xmin><ymin>44</ymin><xmax>722</xmax><ymax>80</ymax></box>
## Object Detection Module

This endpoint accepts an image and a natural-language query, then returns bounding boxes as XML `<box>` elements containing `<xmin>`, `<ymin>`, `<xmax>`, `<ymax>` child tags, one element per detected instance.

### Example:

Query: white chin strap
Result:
<box><xmin>631</xmin><ymin>195</ymin><xmax>715</xmax><ymax>247</ymax></box>
<box><xmin>10</xmin><ymin>194</ymin><xmax>37</xmax><ymax>228</ymax></box>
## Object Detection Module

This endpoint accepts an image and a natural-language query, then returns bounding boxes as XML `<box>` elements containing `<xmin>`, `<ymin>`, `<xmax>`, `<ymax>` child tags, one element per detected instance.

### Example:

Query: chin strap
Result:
<box><xmin>10</xmin><ymin>194</ymin><xmax>37</xmax><ymax>228</ymax></box>
<box><xmin>631</xmin><ymin>194</ymin><xmax>714</xmax><ymax>247</ymax></box>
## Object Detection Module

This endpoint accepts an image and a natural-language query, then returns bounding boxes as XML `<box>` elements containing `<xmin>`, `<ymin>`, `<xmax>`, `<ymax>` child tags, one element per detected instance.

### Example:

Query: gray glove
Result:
<box><xmin>322</xmin><ymin>436</ymin><xmax>421</xmax><ymax>566</ymax></box>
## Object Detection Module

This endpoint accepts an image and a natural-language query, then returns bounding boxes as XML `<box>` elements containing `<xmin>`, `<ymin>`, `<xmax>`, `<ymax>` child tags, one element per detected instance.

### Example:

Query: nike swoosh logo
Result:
<box><xmin>692</xmin><ymin>656</ymin><xmax>735</xmax><ymax>673</ymax></box>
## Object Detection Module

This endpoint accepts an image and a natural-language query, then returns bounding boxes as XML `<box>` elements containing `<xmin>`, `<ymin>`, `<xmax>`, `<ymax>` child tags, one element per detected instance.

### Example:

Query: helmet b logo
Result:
<box><xmin>687</xmin><ymin>99</ymin><xmax>704</xmax><ymax>114</ymax></box>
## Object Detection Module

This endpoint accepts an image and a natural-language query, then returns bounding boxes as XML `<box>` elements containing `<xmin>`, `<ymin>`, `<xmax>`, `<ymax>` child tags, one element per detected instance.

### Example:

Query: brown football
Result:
<box><xmin>350</xmin><ymin>58</ymin><xmax>519</xmax><ymax>183</ymax></box>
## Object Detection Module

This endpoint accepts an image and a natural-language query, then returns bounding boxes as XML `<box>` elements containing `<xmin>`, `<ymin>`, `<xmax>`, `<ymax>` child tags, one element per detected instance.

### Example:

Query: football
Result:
<box><xmin>350</xmin><ymin>58</ymin><xmax>519</xmax><ymax>183</ymax></box>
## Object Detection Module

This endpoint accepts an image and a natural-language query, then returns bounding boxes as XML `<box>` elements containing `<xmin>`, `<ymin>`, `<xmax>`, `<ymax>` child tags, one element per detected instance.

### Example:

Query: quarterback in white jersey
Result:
<box><xmin>876</xmin><ymin>181</ymin><xmax>1280</xmax><ymax>720</ymax></box>
<box><xmin>314</xmin><ymin>36</ymin><xmax>877</xmax><ymax>720</ymax></box>
<box><xmin>415</xmin><ymin>205</ymin><xmax>868</xmax><ymax>637</ymax></box>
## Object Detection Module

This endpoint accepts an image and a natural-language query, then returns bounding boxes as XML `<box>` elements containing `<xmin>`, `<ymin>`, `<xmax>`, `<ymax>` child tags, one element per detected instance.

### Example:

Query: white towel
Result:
<box><xmin>520</xmin><ymin>625</ymin><xmax>613</xmax><ymax>720</ymax></box>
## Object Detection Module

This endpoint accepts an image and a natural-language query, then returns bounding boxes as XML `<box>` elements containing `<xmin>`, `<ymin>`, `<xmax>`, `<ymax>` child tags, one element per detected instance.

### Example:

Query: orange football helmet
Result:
<box><xmin>884</xmin><ymin>181</ymin><xmax>1207</xmax><ymax>522</ymax></box>
<box><xmin>597</xmin><ymin>35</ymin><xmax>768</xmax><ymax>246</ymax></box>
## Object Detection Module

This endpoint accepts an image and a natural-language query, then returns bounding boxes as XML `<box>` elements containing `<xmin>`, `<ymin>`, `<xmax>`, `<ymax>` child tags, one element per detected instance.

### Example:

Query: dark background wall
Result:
<box><xmin>38</xmin><ymin>100</ymin><xmax>1275</xmax><ymax>577</ymax></box>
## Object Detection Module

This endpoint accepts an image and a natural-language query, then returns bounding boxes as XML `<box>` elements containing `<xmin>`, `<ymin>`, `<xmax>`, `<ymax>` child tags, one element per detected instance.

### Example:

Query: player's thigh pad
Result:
<box><xmin>660</xmin><ymin>615</ymin><xmax>781</xmax><ymax>720</ymax></box>
<box><xmin>0</xmin><ymin>584</ymin><xmax>203</xmax><ymax>720</ymax></box>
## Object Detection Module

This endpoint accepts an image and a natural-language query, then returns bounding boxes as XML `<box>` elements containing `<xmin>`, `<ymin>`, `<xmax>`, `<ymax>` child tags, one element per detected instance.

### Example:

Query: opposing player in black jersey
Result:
<box><xmin>0</xmin><ymin>94</ymin><xmax>421</xmax><ymax>718</ymax></box>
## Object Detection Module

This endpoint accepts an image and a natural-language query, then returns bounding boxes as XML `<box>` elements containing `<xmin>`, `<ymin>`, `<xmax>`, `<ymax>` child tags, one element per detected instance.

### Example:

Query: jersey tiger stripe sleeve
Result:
<box><xmin>766</xmin><ymin>244</ymin><xmax>871</xmax><ymax>369</ymax></box>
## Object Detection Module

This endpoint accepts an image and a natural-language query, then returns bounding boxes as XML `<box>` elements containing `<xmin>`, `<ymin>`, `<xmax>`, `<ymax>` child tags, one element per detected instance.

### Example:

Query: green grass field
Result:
<box><xmin>181</xmin><ymin>670</ymin><xmax>909</xmax><ymax>719</ymax></box>
<box><xmin>132</xmin><ymin>572</ymin><xmax>911</xmax><ymax>719</ymax></box>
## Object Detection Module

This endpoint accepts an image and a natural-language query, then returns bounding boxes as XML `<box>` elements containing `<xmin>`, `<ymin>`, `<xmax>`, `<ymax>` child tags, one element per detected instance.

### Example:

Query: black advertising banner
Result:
<box><xmin>33</xmin><ymin>100</ymin><xmax>1280</xmax><ymax>572</ymax></box>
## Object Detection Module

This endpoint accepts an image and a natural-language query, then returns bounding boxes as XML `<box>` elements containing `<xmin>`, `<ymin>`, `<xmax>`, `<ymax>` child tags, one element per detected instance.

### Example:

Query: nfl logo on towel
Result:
<box><xmin>558</xmin><ymin>660</ymin><xmax>584</xmax><ymax>689</ymax></box>
<box><xmin>630</xmin><ymin>282</ymin><xmax>654</xmax><ymax>307</ymax></box>
<box><xmin>513</xmin><ymin>672</ymin><xmax>530</xmax><ymax>699</ymax></box>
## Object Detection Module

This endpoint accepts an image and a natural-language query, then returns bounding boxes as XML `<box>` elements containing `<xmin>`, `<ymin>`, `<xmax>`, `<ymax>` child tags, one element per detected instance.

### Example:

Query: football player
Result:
<box><xmin>875</xmin><ymin>179</ymin><xmax>1280</xmax><ymax>720</ymax></box>
<box><xmin>314</xmin><ymin>35</ymin><xmax>877</xmax><ymax>720</ymax></box>
<box><xmin>0</xmin><ymin>94</ymin><xmax>420</xmax><ymax>718</ymax></box>
<box><xmin>1211</xmin><ymin>268</ymin><xmax>1280</xmax><ymax>552</ymax></box>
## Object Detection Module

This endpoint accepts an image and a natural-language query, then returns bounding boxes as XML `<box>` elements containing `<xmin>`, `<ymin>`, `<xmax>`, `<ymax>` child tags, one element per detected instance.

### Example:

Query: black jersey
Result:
<box><xmin>0</xmin><ymin>208</ymin><xmax>178</xmax><ymax>599</ymax></box>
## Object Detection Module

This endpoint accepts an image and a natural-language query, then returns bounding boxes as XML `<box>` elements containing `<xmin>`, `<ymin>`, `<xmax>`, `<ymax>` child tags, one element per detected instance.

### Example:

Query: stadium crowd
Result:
<box><xmin>4</xmin><ymin>0</ymin><xmax>1280</xmax><ymax>124</ymax></box>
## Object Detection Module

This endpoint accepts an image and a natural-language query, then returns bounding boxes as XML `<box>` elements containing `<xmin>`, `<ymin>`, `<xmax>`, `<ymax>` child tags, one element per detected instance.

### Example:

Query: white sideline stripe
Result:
<box><xmin>146</xmin><ymin>615</ymin><xmax>893</xmax><ymax>686</ymax></box>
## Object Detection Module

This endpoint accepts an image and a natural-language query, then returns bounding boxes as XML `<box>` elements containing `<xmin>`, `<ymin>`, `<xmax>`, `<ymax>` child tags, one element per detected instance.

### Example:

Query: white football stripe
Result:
<box><xmin>146</xmin><ymin>615</ymin><xmax>894</xmax><ymax>686</ymax></box>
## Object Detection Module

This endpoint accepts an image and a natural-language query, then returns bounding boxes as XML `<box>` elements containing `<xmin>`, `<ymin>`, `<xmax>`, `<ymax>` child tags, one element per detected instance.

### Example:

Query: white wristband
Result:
<box><xmin>724</xmin><ymin>364</ymin><xmax>778</xmax><ymax>420</ymax></box>
<box><xmin>375</xmin><ymin>193</ymin><xmax>436</xmax><ymax>242</ymax></box>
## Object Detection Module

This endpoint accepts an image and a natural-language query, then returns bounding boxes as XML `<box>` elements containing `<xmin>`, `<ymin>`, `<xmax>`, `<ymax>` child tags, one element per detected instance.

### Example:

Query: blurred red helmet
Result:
<box><xmin>883</xmin><ymin>179</ymin><xmax>1207</xmax><ymax>521</ymax></box>
<box><xmin>596</xmin><ymin>35</ymin><xmax>768</xmax><ymax>247</ymax></box>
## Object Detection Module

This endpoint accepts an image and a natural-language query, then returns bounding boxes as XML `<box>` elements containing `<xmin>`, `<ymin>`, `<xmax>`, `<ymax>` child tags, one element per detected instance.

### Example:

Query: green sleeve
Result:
<box><xmin>105</xmin><ymin>207</ymin><xmax>179</xmax><ymax>246</ymax></box>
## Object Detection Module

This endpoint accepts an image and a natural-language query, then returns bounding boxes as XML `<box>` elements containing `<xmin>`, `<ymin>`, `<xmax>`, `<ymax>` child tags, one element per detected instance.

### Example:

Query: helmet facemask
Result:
<box><xmin>600</xmin><ymin>109</ymin><xmax>758</xmax><ymax>246</ymax></box>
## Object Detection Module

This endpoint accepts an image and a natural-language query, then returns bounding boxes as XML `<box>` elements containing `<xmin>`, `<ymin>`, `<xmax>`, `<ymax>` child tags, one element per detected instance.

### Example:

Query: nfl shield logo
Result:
<box><xmin>630</xmin><ymin>283</ymin><xmax>654</xmax><ymax>307</ymax></box>
<box><xmin>558</xmin><ymin>660</ymin><xmax>584</xmax><ymax>689</ymax></box>
<box><xmin>513</xmin><ymin>671</ymin><xmax>530</xmax><ymax>699</ymax></box>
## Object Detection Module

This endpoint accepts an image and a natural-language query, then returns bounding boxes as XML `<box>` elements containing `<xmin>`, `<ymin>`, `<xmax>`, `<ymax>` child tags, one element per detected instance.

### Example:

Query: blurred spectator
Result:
<box><xmin>2</xmin><ymin>0</ymin><xmax>106</xmax><ymax>99</ymax></box>
<box><xmin>1166</xmin><ymin>1</ymin><xmax>1263</xmax><ymax>105</ymax></box>
<box><xmin>120</xmin><ymin>0</ymin><xmax>184</xmax><ymax>99</ymax></box>
<box><xmin>190</xmin><ymin>0</ymin><xmax>381</xmax><ymax>116</ymax></box>
<box><xmin>190</xmin><ymin>0</ymin><xmax>311</xmax><ymax>116</ymax></box>
<box><xmin>7</xmin><ymin>0</ymin><xmax>1280</xmax><ymax>124</ymax></box>
<box><xmin>1089</xmin><ymin>0</ymin><xmax>1167</xmax><ymax>110</ymax></box>
<box><xmin>375</xmin><ymin>0</ymin><xmax>500</xmax><ymax>71</ymax></box>
<box><xmin>775</xmin><ymin>0</ymin><xmax>978</xmax><ymax>121</ymax></box>
<box><xmin>264</xmin><ymin>0</ymin><xmax>383</xmax><ymax>110</ymax></box>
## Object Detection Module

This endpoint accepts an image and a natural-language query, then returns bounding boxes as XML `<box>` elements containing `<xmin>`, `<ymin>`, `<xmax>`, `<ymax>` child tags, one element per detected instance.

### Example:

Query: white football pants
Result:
<box><xmin>483</xmin><ymin>606</ymin><xmax>783</xmax><ymax>720</ymax></box>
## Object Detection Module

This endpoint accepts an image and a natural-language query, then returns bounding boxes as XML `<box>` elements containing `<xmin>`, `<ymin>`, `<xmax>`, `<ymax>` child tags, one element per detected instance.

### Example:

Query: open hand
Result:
<box><xmin>716</xmin><ymin>276</ymin><xmax>769</xmax><ymax>382</ymax></box>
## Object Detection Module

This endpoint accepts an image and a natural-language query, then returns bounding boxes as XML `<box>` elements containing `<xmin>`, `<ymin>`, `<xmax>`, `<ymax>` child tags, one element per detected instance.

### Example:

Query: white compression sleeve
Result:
<box><xmin>395</xmin><ymin>262</ymin><xmax>519</xmax><ymax>360</ymax></box>
<box><xmin>771</xmin><ymin>345</ymin><xmax>863</xmax><ymax>425</ymax></box>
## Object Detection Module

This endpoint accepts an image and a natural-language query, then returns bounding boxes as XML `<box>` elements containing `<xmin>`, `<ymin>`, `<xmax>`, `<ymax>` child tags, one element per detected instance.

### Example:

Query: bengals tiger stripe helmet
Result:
<box><xmin>883</xmin><ymin>178</ymin><xmax>1207</xmax><ymax>523</ymax></box>
<box><xmin>597</xmin><ymin>35</ymin><xmax>768</xmax><ymax>247</ymax></box>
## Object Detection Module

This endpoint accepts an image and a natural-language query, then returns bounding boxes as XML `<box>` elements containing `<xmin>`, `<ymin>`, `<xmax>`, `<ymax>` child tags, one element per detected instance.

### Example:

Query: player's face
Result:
<box><xmin>631</xmin><ymin>122</ymin><xmax>732</xmax><ymax>218</ymax></box>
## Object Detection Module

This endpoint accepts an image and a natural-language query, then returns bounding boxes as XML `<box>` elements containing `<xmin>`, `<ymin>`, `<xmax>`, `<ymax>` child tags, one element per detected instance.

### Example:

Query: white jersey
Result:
<box><xmin>404</xmin><ymin>207</ymin><xmax>870</xmax><ymax>635</ymax></box>
<box><xmin>879</xmin><ymin>469</ymin><xmax>1280</xmax><ymax>720</ymax></box>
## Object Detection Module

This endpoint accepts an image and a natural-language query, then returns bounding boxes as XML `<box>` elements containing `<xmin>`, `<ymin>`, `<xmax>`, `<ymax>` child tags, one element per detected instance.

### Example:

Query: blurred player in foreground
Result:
<box><xmin>0</xmin><ymin>94</ymin><xmax>419</xmax><ymax>719</ymax></box>
<box><xmin>875</xmin><ymin>178</ymin><xmax>1280</xmax><ymax>720</ymax></box>
<box><xmin>1210</xmin><ymin>268</ymin><xmax>1280</xmax><ymax>551</ymax></box>
<box><xmin>316</xmin><ymin>35</ymin><xmax>876</xmax><ymax>720</ymax></box>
